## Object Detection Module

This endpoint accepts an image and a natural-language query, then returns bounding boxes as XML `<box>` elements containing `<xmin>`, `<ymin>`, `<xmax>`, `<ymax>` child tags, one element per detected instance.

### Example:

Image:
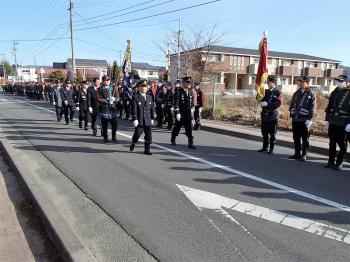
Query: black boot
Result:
<box><xmin>130</xmin><ymin>143</ymin><xmax>135</xmax><ymax>152</ymax></box>
<box><xmin>268</xmin><ymin>142</ymin><xmax>275</xmax><ymax>155</ymax></box>
<box><xmin>188</xmin><ymin>137</ymin><xmax>196</xmax><ymax>149</ymax></box>
<box><xmin>257</xmin><ymin>148</ymin><xmax>268</xmax><ymax>153</ymax></box>
<box><xmin>171</xmin><ymin>136</ymin><xmax>176</xmax><ymax>146</ymax></box>
<box><xmin>333</xmin><ymin>163</ymin><xmax>343</xmax><ymax>171</ymax></box>
<box><xmin>84</xmin><ymin>122</ymin><xmax>89</xmax><ymax>131</ymax></box>
<box><xmin>112</xmin><ymin>136</ymin><xmax>118</xmax><ymax>143</ymax></box>
<box><xmin>144</xmin><ymin>143</ymin><xmax>152</xmax><ymax>155</ymax></box>
<box><xmin>79</xmin><ymin>121</ymin><xmax>82</xmax><ymax>128</ymax></box>
<box><xmin>324</xmin><ymin>160</ymin><xmax>335</xmax><ymax>168</ymax></box>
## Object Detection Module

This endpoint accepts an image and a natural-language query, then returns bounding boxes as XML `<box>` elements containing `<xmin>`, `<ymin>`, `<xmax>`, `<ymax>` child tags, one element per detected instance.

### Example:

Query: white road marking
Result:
<box><xmin>177</xmin><ymin>184</ymin><xmax>350</xmax><ymax>245</ymax></box>
<box><xmin>2</xmin><ymin>95</ymin><xmax>350</xmax><ymax>213</ymax></box>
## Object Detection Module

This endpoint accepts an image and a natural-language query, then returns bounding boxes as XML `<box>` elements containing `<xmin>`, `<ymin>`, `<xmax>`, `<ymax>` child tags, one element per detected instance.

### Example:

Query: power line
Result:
<box><xmin>0</xmin><ymin>37</ymin><xmax>70</xmax><ymax>43</ymax></box>
<box><xmin>74</xmin><ymin>0</ymin><xmax>175</xmax><ymax>27</ymax></box>
<box><xmin>74</xmin><ymin>0</ymin><xmax>157</xmax><ymax>23</ymax></box>
<box><xmin>75</xmin><ymin>0</ymin><xmax>120</xmax><ymax>8</ymax></box>
<box><xmin>74</xmin><ymin>0</ymin><xmax>221</xmax><ymax>31</ymax></box>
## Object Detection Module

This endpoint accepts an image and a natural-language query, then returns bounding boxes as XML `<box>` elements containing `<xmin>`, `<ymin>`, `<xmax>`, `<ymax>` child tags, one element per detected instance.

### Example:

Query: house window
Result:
<box><xmin>149</xmin><ymin>71</ymin><xmax>154</xmax><ymax>76</ymax></box>
<box><xmin>298</xmin><ymin>61</ymin><xmax>303</xmax><ymax>69</ymax></box>
<box><xmin>233</xmin><ymin>56</ymin><xmax>243</xmax><ymax>70</ymax></box>
<box><xmin>327</xmin><ymin>79</ymin><xmax>332</xmax><ymax>86</ymax></box>
<box><xmin>327</xmin><ymin>64</ymin><xmax>335</xmax><ymax>69</ymax></box>
<box><xmin>206</xmin><ymin>54</ymin><xmax>222</xmax><ymax>62</ymax></box>
<box><xmin>281</xmin><ymin>77</ymin><xmax>289</xmax><ymax>86</ymax></box>
<box><xmin>282</xmin><ymin>60</ymin><xmax>291</xmax><ymax>66</ymax></box>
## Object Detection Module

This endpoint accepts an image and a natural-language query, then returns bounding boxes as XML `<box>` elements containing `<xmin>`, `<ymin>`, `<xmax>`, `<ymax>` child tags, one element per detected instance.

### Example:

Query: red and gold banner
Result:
<box><xmin>255</xmin><ymin>36</ymin><xmax>268</xmax><ymax>101</ymax></box>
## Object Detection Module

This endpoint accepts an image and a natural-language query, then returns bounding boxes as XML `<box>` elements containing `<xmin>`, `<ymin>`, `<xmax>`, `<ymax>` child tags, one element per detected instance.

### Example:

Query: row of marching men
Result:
<box><xmin>50</xmin><ymin>75</ymin><xmax>206</xmax><ymax>155</ymax></box>
<box><xmin>258</xmin><ymin>74</ymin><xmax>350</xmax><ymax>171</ymax></box>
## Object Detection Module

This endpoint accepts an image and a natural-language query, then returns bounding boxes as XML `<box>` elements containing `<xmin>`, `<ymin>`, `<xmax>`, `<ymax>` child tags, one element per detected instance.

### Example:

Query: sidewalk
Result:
<box><xmin>0</xmin><ymin>150</ymin><xmax>60</xmax><ymax>262</ymax></box>
<box><xmin>202</xmin><ymin>119</ymin><xmax>329</xmax><ymax>155</ymax></box>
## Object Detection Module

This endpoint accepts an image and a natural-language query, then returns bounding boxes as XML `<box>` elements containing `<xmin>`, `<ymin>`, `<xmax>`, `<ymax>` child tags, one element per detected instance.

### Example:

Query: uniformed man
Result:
<box><xmin>52</xmin><ymin>81</ymin><xmax>63</xmax><ymax>122</ymax></box>
<box><xmin>77</xmin><ymin>81</ymin><xmax>90</xmax><ymax>130</ymax></box>
<box><xmin>324</xmin><ymin>75</ymin><xmax>349</xmax><ymax>170</ymax></box>
<box><xmin>60</xmin><ymin>80</ymin><xmax>75</xmax><ymax>125</ymax></box>
<box><xmin>129</xmin><ymin>79</ymin><xmax>155</xmax><ymax>155</ymax></box>
<box><xmin>122</xmin><ymin>83</ymin><xmax>133</xmax><ymax>120</ymax></box>
<box><xmin>87</xmin><ymin>77</ymin><xmax>100</xmax><ymax>136</ymax></box>
<box><xmin>288</xmin><ymin>76</ymin><xmax>315</xmax><ymax>161</ymax></box>
<box><xmin>155</xmin><ymin>82</ymin><xmax>166</xmax><ymax>128</ymax></box>
<box><xmin>164</xmin><ymin>82</ymin><xmax>175</xmax><ymax>130</ymax></box>
<box><xmin>258</xmin><ymin>76</ymin><xmax>282</xmax><ymax>154</ymax></box>
<box><xmin>193</xmin><ymin>81</ymin><xmax>206</xmax><ymax>131</ymax></box>
<box><xmin>171</xmin><ymin>76</ymin><xmax>197</xmax><ymax>149</ymax></box>
<box><xmin>97</xmin><ymin>76</ymin><xmax>118</xmax><ymax>143</ymax></box>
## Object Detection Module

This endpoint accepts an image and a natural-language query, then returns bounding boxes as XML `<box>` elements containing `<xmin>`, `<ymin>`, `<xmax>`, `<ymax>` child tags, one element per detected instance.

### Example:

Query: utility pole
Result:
<box><xmin>68</xmin><ymin>0</ymin><xmax>76</xmax><ymax>81</ymax></box>
<box><xmin>12</xmin><ymin>41</ymin><xmax>18</xmax><ymax>78</ymax></box>
<box><xmin>0</xmin><ymin>54</ymin><xmax>5</xmax><ymax>80</ymax></box>
<box><xmin>176</xmin><ymin>18</ymin><xmax>182</xmax><ymax>79</ymax></box>
<box><xmin>119</xmin><ymin>50</ymin><xmax>122</xmax><ymax>67</ymax></box>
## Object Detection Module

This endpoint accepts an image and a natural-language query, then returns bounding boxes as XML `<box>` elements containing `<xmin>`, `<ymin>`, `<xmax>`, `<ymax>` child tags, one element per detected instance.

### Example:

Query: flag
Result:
<box><xmin>122</xmin><ymin>40</ymin><xmax>132</xmax><ymax>93</ymax></box>
<box><xmin>255</xmin><ymin>33</ymin><xmax>268</xmax><ymax>101</ymax></box>
<box><xmin>39</xmin><ymin>67</ymin><xmax>45</xmax><ymax>84</ymax></box>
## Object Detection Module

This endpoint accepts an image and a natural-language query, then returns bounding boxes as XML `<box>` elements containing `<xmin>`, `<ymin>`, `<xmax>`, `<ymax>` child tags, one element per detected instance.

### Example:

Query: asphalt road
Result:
<box><xmin>0</xmin><ymin>93</ymin><xmax>349</xmax><ymax>262</ymax></box>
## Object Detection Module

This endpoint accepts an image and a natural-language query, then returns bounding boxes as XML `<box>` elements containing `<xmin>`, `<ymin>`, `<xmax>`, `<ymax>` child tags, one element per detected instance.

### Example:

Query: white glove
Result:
<box><xmin>126</xmin><ymin>101</ymin><xmax>129</xmax><ymax>106</ymax></box>
<box><xmin>88</xmin><ymin>107</ymin><xmax>93</xmax><ymax>114</ymax></box>
<box><xmin>64</xmin><ymin>100</ymin><xmax>68</xmax><ymax>105</ymax></box>
<box><xmin>345</xmin><ymin>124</ymin><xmax>350</xmax><ymax>133</ymax></box>
<box><xmin>324</xmin><ymin>121</ymin><xmax>329</xmax><ymax>129</ymax></box>
<box><xmin>151</xmin><ymin>120</ymin><xmax>154</xmax><ymax>126</ymax></box>
<box><xmin>199</xmin><ymin>107</ymin><xmax>202</xmax><ymax>113</ymax></box>
<box><xmin>305</xmin><ymin>120</ymin><xmax>312</xmax><ymax>129</ymax></box>
<box><xmin>161</xmin><ymin>104</ymin><xmax>165</xmax><ymax>109</ymax></box>
<box><xmin>53</xmin><ymin>101</ymin><xmax>56</xmax><ymax>106</ymax></box>
<box><xmin>110</xmin><ymin>97</ymin><xmax>116</xmax><ymax>102</ymax></box>
<box><xmin>170</xmin><ymin>107</ymin><xmax>174</xmax><ymax>113</ymax></box>
<box><xmin>133</xmin><ymin>120</ymin><xmax>139</xmax><ymax>127</ymax></box>
<box><xmin>176</xmin><ymin>114</ymin><xmax>181</xmax><ymax>122</ymax></box>
<box><xmin>191</xmin><ymin>108</ymin><xmax>195</xmax><ymax>116</ymax></box>
<box><xmin>261</xmin><ymin>101</ymin><xmax>268</xmax><ymax>107</ymax></box>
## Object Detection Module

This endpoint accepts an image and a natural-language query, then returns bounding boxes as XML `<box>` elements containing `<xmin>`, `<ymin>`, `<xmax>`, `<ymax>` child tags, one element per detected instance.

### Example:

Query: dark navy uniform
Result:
<box><xmin>87</xmin><ymin>83</ymin><xmax>99</xmax><ymax>136</ymax></box>
<box><xmin>130</xmin><ymin>80</ymin><xmax>155</xmax><ymax>155</ymax></box>
<box><xmin>193</xmin><ymin>82</ymin><xmax>206</xmax><ymax>130</ymax></box>
<box><xmin>97</xmin><ymin>84</ymin><xmax>118</xmax><ymax>142</ymax></box>
<box><xmin>156</xmin><ymin>83</ymin><xmax>166</xmax><ymax>127</ymax></box>
<box><xmin>171</xmin><ymin>77</ymin><xmax>197</xmax><ymax>148</ymax></box>
<box><xmin>77</xmin><ymin>86</ymin><xmax>89</xmax><ymax>130</ymax></box>
<box><xmin>259</xmin><ymin>85</ymin><xmax>281</xmax><ymax>153</ymax></box>
<box><xmin>289</xmin><ymin>82</ymin><xmax>315</xmax><ymax>159</ymax></box>
<box><xmin>164</xmin><ymin>85</ymin><xmax>174</xmax><ymax>130</ymax></box>
<box><xmin>60</xmin><ymin>83</ymin><xmax>75</xmax><ymax>124</ymax></box>
<box><xmin>53</xmin><ymin>85</ymin><xmax>63</xmax><ymax>121</ymax></box>
<box><xmin>325</xmin><ymin>75</ymin><xmax>349</xmax><ymax>169</ymax></box>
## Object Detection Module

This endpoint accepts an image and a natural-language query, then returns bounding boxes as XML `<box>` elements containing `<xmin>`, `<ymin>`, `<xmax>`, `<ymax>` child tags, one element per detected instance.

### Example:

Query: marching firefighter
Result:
<box><xmin>171</xmin><ymin>76</ymin><xmax>197</xmax><ymax>149</ymax></box>
<box><xmin>87</xmin><ymin>77</ymin><xmax>100</xmax><ymax>136</ymax></box>
<box><xmin>77</xmin><ymin>81</ymin><xmax>89</xmax><ymax>130</ymax></box>
<box><xmin>60</xmin><ymin>80</ymin><xmax>75</xmax><ymax>125</ymax></box>
<box><xmin>288</xmin><ymin>76</ymin><xmax>316</xmax><ymax>161</ymax></box>
<box><xmin>324</xmin><ymin>75</ymin><xmax>349</xmax><ymax>170</ymax></box>
<box><xmin>258</xmin><ymin>76</ymin><xmax>282</xmax><ymax>154</ymax></box>
<box><xmin>97</xmin><ymin>76</ymin><xmax>119</xmax><ymax>143</ymax></box>
<box><xmin>129</xmin><ymin>79</ymin><xmax>155</xmax><ymax>155</ymax></box>
<box><xmin>193</xmin><ymin>81</ymin><xmax>206</xmax><ymax>131</ymax></box>
<box><xmin>52</xmin><ymin>81</ymin><xmax>63</xmax><ymax>122</ymax></box>
<box><xmin>164</xmin><ymin>82</ymin><xmax>175</xmax><ymax>130</ymax></box>
<box><xmin>156</xmin><ymin>82</ymin><xmax>166</xmax><ymax>128</ymax></box>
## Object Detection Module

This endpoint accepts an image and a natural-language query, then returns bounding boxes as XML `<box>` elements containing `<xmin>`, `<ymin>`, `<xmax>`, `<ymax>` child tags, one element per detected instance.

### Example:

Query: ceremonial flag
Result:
<box><xmin>39</xmin><ymin>67</ymin><xmax>45</xmax><ymax>84</ymax></box>
<box><xmin>122</xmin><ymin>39</ymin><xmax>132</xmax><ymax>93</ymax></box>
<box><xmin>255</xmin><ymin>31</ymin><xmax>268</xmax><ymax>101</ymax></box>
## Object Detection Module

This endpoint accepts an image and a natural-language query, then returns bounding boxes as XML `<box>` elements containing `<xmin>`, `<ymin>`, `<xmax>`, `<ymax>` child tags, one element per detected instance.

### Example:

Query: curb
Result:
<box><xmin>201</xmin><ymin>125</ymin><xmax>329</xmax><ymax>156</ymax></box>
<box><xmin>0</xmin><ymin>138</ymin><xmax>96</xmax><ymax>262</ymax></box>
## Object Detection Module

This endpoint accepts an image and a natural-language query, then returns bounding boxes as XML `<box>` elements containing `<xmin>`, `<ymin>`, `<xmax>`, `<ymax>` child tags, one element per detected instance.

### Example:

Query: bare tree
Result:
<box><xmin>154</xmin><ymin>20</ymin><xmax>229</xmax><ymax>83</ymax></box>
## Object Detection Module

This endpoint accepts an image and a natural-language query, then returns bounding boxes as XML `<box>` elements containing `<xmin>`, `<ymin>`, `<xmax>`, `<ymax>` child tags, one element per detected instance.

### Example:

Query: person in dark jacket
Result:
<box><xmin>324</xmin><ymin>75</ymin><xmax>349</xmax><ymax>170</ymax></box>
<box><xmin>87</xmin><ymin>77</ymin><xmax>100</xmax><ymax>136</ymax></box>
<box><xmin>97</xmin><ymin>76</ymin><xmax>119</xmax><ymax>143</ymax></box>
<box><xmin>258</xmin><ymin>76</ymin><xmax>282</xmax><ymax>154</ymax></box>
<box><xmin>288</xmin><ymin>76</ymin><xmax>315</xmax><ymax>161</ymax></box>
<box><xmin>129</xmin><ymin>79</ymin><xmax>155</xmax><ymax>155</ymax></box>
<box><xmin>193</xmin><ymin>81</ymin><xmax>206</xmax><ymax>131</ymax></box>
<box><xmin>164</xmin><ymin>82</ymin><xmax>175</xmax><ymax>130</ymax></box>
<box><xmin>77</xmin><ymin>81</ymin><xmax>90</xmax><ymax>130</ymax></box>
<box><xmin>52</xmin><ymin>81</ymin><xmax>64</xmax><ymax>122</ymax></box>
<box><xmin>60</xmin><ymin>81</ymin><xmax>75</xmax><ymax>125</ymax></box>
<box><xmin>171</xmin><ymin>76</ymin><xmax>197</xmax><ymax>149</ymax></box>
<box><xmin>156</xmin><ymin>82</ymin><xmax>166</xmax><ymax>127</ymax></box>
